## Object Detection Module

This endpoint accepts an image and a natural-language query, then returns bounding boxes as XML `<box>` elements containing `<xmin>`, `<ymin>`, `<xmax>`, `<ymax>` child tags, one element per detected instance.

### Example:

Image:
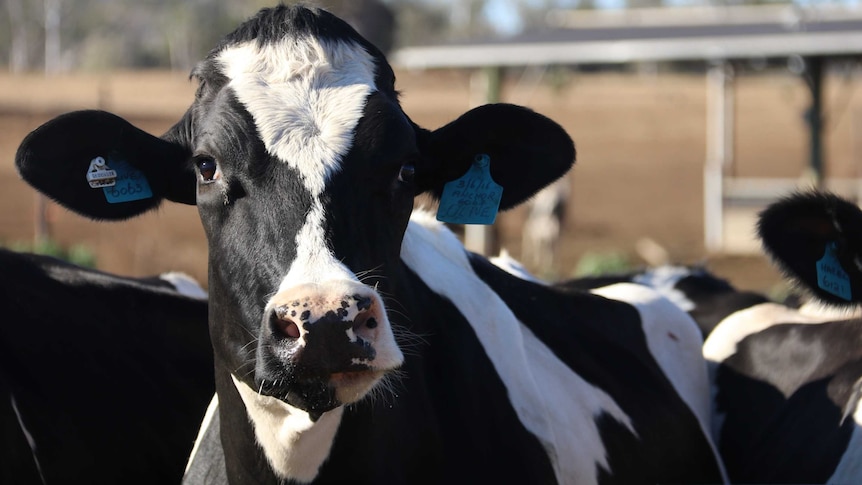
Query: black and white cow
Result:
<box><xmin>696</xmin><ymin>191</ymin><xmax>862</xmax><ymax>484</ymax></box>
<box><xmin>490</xmin><ymin>252</ymin><xmax>770</xmax><ymax>340</ymax></box>
<box><xmin>0</xmin><ymin>248</ymin><xmax>213</xmax><ymax>485</ymax></box>
<box><xmin>559</xmin><ymin>265</ymin><xmax>771</xmax><ymax>340</ymax></box>
<box><xmin>15</xmin><ymin>5</ymin><xmax>726</xmax><ymax>484</ymax></box>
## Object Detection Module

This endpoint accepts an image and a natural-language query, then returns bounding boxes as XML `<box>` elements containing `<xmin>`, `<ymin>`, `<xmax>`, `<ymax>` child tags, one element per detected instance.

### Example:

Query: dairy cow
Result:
<box><xmin>698</xmin><ymin>191</ymin><xmax>862</xmax><ymax>483</ymax></box>
<box><xmin>489</xmin><ymin>252</ymin><xmax>770</xmax><ymax>340</ymax></box>
<box><xmin>0</xmin><ymin>249</ymin><xmax>212</xmax><ymax>485</ymax></box>
<box><xmin>16</xmin><ymin>5</ymin><xmax>726</xmax><ymax>484</ymax></box>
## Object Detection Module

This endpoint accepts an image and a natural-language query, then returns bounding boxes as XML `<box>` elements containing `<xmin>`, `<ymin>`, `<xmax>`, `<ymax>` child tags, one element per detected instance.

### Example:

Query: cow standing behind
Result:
<box><xmin>0</xmin><ymin>249</ymin><xmax>213</xmax><ymax>485</ymax></box>
<box><xmin>521</xmin><ymin>177</ymin><xmax>570</xmax><ymax>277</ymax></box>
<box><xmin>16</xmin><ymin>5</ymin><xmax>726</xmax><ymax>484</ymax></box>
<box><xmin>693</xmin><ymin>191</ymin><xmax>862</xmax><ymax>484</ymax></box>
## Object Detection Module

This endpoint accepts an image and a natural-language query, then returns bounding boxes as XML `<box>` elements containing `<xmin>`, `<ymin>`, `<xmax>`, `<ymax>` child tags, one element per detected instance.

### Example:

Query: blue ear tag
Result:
<box><xmin>436</xmin><ymin>154</ymin><xmax>503</xmax><ymax>225</ymax></box>
<box><xmin>101</xmin><ymin>159</ymin><xmax>153</xmax><ymax>204</ymax></box>
<box><xmin>816</xmin><ymin>242</ymin><xmax>852</xmax><ymax>301</ymax></box>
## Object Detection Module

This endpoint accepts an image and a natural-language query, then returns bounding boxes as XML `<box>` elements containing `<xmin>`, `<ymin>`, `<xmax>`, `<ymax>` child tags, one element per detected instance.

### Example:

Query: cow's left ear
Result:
<box><xmin>758</xmin><ymin>191</ymin><xmax>862</xmax><ymax>305</ymax></box>
<box><xmin>16</xmin><ymin>110</ymin><xmax>195</xmax><ymax>221</ymax></box>
<box><xmin>413</xmin><ymin>103</ymin><xmax>575</xmax><ymax>210</ymax></box>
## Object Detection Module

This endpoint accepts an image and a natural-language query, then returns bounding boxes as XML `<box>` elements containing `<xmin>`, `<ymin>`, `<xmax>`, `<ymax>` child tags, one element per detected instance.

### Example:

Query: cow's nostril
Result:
<box><xmin>366</xmin><ymin>318</ymin><xmax>378</xmax><ymax>329</ymax></box>
<box><xmin>271</xmin><ymin>307</ymin><xmax>301</xmax><ymax>339</ymax></box>
<box><xmin>280</xmin><ymin>320</ymin><xmax>301</xmax><ymax>339</ymax></box>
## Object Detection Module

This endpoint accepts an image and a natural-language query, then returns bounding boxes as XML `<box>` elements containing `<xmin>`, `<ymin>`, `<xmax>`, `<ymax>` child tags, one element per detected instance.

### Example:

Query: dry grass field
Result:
<box><xmin>3</xmin><ymin>67</ymin><xmax>861</xmax><ymax>296</ymax></box>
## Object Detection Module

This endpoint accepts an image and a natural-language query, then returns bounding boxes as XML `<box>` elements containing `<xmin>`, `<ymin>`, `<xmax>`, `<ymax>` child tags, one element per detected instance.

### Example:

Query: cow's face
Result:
<box><xmin>16</xmin><ymin>5</ymin><xmax>576</xmax><ymax>417</ymax></box>
<box><xmin>173</xmin><ymin>10</ymin><xmax>412</xmax><ymax>414</ymax></box>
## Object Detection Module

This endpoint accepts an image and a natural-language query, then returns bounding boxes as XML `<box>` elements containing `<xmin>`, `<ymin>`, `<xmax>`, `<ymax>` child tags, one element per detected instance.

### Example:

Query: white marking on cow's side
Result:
<box><xmin>591</xmin><ymin>282</ymin><xmax>728</xmax><ymax>484</ymax></box>
<box><xmin>798</xmin><ymin>300</ymin><xmax>862</xmax><ymax>320</ymax></box>
<box><xmin>159</xmin><ymin>271</ymin><xmax>208</xmax><ymax>299</ymax></box>
<box><xmin>702</xmin><ymin>302</ymin><xmax>840</xmax><ymax>450</ymax></box>
<box><xmin>232</xmin><ymin>375</ymin><xmax>343</xmax><ymax>483</ymax></box>
<box><xmin>631</xmin><ymin>265</ymin><xmax>696</xmax><ymax>313</ymax></box>
<box><xmin>402</xmin><ymin>211</ymin><xmax>635</xmax><ymax>485</ymax></box>
<box><xmin>702</xmin><ymin>302</ymin><xmax>834</xmax><ymax>364</ymax></box>
<box><xmin>218</xmin><ymin>36</ymin><xmax>376</xmax><ymax>196</ymax></box>
<box><xmin>827</xmin><ymin>397</ymin><xmax>862</xmax><ymax>484</ymax></box>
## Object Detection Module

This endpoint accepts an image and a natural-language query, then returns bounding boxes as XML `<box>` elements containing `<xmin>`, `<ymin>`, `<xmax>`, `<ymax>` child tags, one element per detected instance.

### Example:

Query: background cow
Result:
<box><xmin>696</xmin><ymin>191</ymin><xmax>862</xmax><ymax>484</ymax></box>
<box><xmin>491</xmin><ymin>252</ymin><xmax>770</xmax><ymax>341</ymax></box>
<box><xmin>0</xmin><ymin>248</ymin><xmax>213</xmax><ymax>485</ymax></box>
<box><xmin>521</xmin><ymin>177</ymin><xmax>570</xmax><ymax>277</ymax></box>
<box><xmin>16</xmin><ymin>5</ymin><xmax>726</xmax><ymax>484</ymax></box>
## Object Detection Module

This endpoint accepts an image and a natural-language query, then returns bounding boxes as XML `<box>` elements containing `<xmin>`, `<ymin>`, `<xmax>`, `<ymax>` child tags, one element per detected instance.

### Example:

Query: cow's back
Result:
<box><xmin>0</xmin><ymin>249</ymin><xmax>214</xmax><ymax>484</ymax></box>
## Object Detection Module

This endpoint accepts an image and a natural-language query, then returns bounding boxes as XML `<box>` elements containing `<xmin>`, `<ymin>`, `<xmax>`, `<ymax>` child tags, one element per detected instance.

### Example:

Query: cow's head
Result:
<box><xmin>16</xmin><ymin>6</ymin><xmax>574</xmax><ymax>417</ymax></box>
<box><xmin>758</xmin><ymin>191</ymin><xmax>862</xmax><ymax>306</ymax></box>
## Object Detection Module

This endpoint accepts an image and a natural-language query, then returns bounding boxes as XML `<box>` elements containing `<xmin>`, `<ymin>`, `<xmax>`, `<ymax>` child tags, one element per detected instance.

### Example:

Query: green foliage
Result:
<box><xmin>5</xmin><ymin>239</ymin><xmax>97</xmax><ymax>268</ymax></box>
<box><xmin>572</xmin><ymin>250</ymin><xmax>632</xmax><ymax>277</ymax></box>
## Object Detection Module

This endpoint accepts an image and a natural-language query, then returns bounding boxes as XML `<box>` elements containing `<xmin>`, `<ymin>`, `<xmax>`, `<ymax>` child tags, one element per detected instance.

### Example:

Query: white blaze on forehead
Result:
<box><xmin>218</xmin><ymin>35</ymin><xmax>377</xmax><ymax>195</ymax></box>
<box><xmin>279</xmin><ymin>202</ymin><xmax>356</xmax><ymax>288</ymax></box>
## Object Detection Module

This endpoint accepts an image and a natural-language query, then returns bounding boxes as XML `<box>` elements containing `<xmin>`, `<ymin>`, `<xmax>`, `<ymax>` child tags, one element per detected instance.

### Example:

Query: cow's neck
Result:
<box><xmin>231</xmin><ymin>375</ymin><xmax>343</xmax><ymax>482</ymax></box>
<box><xmin>214</xmin><ymin>364</ymin><xmax>343</xmax><ymax>484</ymax></box>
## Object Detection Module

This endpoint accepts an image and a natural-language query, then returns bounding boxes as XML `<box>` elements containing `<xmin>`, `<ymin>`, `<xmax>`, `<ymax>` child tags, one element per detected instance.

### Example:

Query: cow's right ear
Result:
<box><xmin>757</xmin><ymin>191</ymin><xmax>862</xmax><ymax>305</ymax></box>
<box><xmin>16</xmin><ymin>110</ymin><xmax>195</xmax><ymax>221</ymax></box>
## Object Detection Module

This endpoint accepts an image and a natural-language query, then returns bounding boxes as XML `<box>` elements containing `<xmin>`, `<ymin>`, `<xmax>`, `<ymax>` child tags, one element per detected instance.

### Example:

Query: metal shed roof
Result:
<box><xmin>391</xmin><ymin>5</ymin><xmax>862</xmax><ymax>69</ymax></box>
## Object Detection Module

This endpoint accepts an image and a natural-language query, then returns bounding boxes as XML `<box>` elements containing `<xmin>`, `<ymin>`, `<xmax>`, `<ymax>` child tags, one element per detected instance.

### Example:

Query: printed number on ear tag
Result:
<box><xmin>436</xmin><ymin>154</ymin><xmax>503</xmax><ymax>225</ymax></box>
<box><xmin>816</xmin><ymin>242</ymin><xmax>852</xmax><ymax>301</ymax></box>
<box><xmin>99</xmin><ymin>159</ymin><xmax>153</xmax><ymax>204</ymax></box>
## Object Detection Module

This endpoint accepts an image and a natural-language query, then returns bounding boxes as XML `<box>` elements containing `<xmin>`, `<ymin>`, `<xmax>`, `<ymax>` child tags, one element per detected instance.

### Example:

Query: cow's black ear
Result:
<box><xmin>16</xmin><ymin>110</ymin><xmax>195</xmax><ymax>221</ymax></box>
<box><xmin>757</xmin><ymin>191</ymin><xmax>862</xmax><ymax>305</ymax></box>
<box><xmin>414</xmin><ymin>103</ymin><xmax>575</xmax><ymax>211</ymax></box>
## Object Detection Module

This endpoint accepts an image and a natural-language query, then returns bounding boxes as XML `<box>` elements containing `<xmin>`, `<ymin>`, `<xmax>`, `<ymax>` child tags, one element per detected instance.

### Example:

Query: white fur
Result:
<box><xmin>798</xmin><ymin>300</ymin><xmax>862</xmax><ymax>320</ymax></box>
<box><xmin>403</xmin><ymin>211</ymin><xmax>639</xmax><ymax>485</ymax></box>
<box><xmin>590</xmin><ymin>283</ymin><xmax>728</xmax><ymax>483</ymax></box>
<box><xmin>703</xmin><ymin>302</ymin><xmax>834</xmax><ymax>364</ymax></box>
<box><xmin>631</xmin><ymin>265</ymin><xmax>696</xmax><ymax>313</ymax></box>
<box><xmin>490</xmin><ymin>248</ymin><xmax>546</xmax><ymax>284</ymax></box>
<box><xmin>159</xmin><ymin>271</ymin><xmax>208</xmax><ymax>299</ymax></box>
<box><xmin>232</xmin><ymin>376</ymin><xmax>343</xmax><ymax>483</ymax></box>
<box><xmin>218</xmin><ymin>36</ymin><xmax>376</xmax><ymax>196</ymax></box>
<box><xmin>702</xmin><ymin>302</ymin><xmax>842</xmax><ymax>451</ymax></box>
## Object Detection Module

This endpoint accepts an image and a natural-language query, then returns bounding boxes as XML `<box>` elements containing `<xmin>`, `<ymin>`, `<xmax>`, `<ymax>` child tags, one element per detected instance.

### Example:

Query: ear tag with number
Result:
<box><xmin>436</xmin><ymin>154</ymin><xmax>503</xmax><ymax>225</ymax></box>
<box><xmin>101</xmin><ymin>159</ymin><xmax>153</xmax><ymax>204</ymax></box>
<box><xmin>816</xmin><ymin>241</ymin><xmax>852</xmax><ymax>301</ymax></box>
<box><xmin>86</xmin><ymin>156</ymin><xmax>117</xmax><ymax>188</ymax></box>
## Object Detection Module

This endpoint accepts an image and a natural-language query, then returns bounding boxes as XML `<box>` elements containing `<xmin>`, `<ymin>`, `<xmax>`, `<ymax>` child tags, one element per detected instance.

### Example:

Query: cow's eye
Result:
<box><xmin>196</xmin><ymin>157</ymin><xmax>218</xmax><ymax>183</ymax></box>
<box><xmin>397</xmin><ymin>164</ymin><xmax>415</xmax><ymax>184</ymax></box>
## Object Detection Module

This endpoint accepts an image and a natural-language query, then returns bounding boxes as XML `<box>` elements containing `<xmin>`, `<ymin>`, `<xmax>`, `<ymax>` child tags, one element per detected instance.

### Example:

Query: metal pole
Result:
<box><xmin>804</xmin><ymin>56</ymin><xmax>825</xmax><ymax>187</ymax></box>
<box><xmin>704</xmin><ymin>61</ymin><xmax>734</xmax><ymax>253</ymax></box>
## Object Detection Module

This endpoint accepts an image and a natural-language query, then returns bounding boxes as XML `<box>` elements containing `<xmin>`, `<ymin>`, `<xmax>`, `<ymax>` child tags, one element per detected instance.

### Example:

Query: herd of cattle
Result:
<box><xmin>4</xmin><ymin>4</ymin><xmax>862</xmax><ymax>485</ymax></box>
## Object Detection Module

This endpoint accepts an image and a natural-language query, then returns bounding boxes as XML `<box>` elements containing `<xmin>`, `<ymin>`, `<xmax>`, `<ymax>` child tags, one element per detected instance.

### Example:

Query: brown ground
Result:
<box><xmin>3</xmin><ymin>68</ymin><xmax>860</xmax><ymax>297</ymax></box>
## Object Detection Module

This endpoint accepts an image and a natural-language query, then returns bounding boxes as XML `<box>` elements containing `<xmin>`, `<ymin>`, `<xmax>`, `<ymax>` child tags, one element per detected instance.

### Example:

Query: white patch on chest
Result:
<box><xmin>232</xmin><ymin>375</ymin><xmax>343</xmax><ymax>483</ymax></box>
<box><xmin>218</xmin><ymin>35</ymin><xmax>376</xmax><ymax>196</ymax></box>
<box><xmin>402</xmin><ymin>211</ymin><xmax>636</xmax><ymax>485</ymax></box>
